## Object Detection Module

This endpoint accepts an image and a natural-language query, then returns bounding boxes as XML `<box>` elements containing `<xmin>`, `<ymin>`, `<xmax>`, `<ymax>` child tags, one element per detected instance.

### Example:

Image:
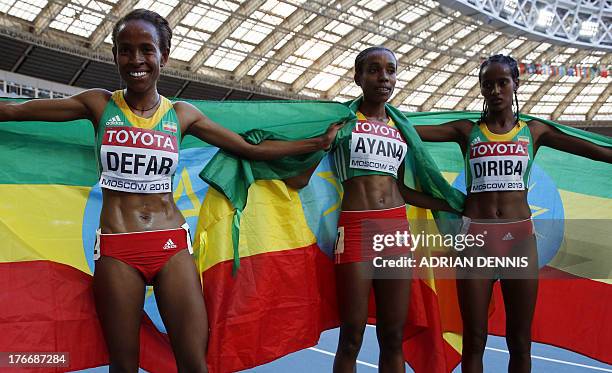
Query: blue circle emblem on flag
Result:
<box><xmin>299</xmin><ymin>155</ymin><xmax>342</xmax><ymax>258</ymax></box>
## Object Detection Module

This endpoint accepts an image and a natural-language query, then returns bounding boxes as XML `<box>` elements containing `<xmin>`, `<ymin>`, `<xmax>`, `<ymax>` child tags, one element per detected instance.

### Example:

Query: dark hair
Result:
<box><xmin>479</xmin><ymin>54</ymin><xmax>520</xmax><ymax>124</ymax></box>
<box><xmin>354</xmin><ymin>46</ymin><xmax>397</xmax><ymax>75</ymax></box>
<box><xmin>112</xmin><ymin>9</ymin><xmax>172</xmax><ymax>53</ymax></box>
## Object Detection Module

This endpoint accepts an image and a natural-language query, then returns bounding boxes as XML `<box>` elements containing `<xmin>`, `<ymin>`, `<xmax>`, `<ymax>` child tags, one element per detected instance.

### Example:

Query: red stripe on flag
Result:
<box><xmin>489</xmin><ymin>266</ymin><xmax>612</xmax><ymax>365</ymax></box>
<box><xmin>203</xmin><ymin>244</ymin><xmax>338</xmax><ymax>373</ymax></box>
<box><xmin>399</xmin><ymin>280</ymin><xmax>462</xmax><ymax>373</ymax></box>
<box><xmin>203</xmin><ymin>245</ymin><xmax>462</xmax><ymax>373</ymax></box>
<box><xmin>0</xmin><ymin>261</ymin><xmax>176</xmax><ymax>373</ymax></box>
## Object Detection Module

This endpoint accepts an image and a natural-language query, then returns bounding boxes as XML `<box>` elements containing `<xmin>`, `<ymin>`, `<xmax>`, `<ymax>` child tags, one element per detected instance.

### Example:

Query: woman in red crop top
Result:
<box><xmin>286</xmin><ymin>46</ymin><xmax>459</xmax><ymax>373</ymax></box>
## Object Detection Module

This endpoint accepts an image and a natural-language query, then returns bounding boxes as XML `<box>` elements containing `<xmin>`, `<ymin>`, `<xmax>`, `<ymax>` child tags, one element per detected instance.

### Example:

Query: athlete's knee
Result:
<box><xmin>337</xmin><ymin>323</ymin><xmax>366</xmax><ymax>357</ymax></box>
<box><xmin>106</xmin><ymin>339</ymin><xmax>140</xmax><ymax>373</ymax></box>
<box><xmin>462</xmin><ymin>328</ymin><xmax>488</xmax><ymax>354</ymax></box>
<box><xmin>376</xmin><ymin>324</ymin><xmax>404</xmax><ymax>353</ymax></box>
<box><xmin>173</xmin><ymin>338</ymin><xmax>208</xmax><ymax>373</ymax></box>
<box><xmin>506</xmin><ymin>331</ymin><xmax>531</xmax><ymax>356</ymax></box>
<box><xmin>176</xmin><ymin>358</ymin><xmax>208</xmax><ymax>373</ymax></box>
<box><xmin>108</xmin><ymin>357</ymin><xmax>140</xmax><ymax>373</ymax></box>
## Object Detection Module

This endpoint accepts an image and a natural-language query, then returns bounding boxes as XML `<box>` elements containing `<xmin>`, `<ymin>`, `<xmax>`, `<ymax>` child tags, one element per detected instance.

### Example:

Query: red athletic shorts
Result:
<box><xmin>94</xmin><ymin>223</ymin><xmax>192</xmax><ymax>284</ymax></box>
<box><xmin>462</xmin><ymin>217</ymin><xmax>535</xmax><ymax>257</ymax></box>
<box><xmin>334</xmin><ymin>205</ymin><xmax>412</xmax><ymax>264</ymax></box>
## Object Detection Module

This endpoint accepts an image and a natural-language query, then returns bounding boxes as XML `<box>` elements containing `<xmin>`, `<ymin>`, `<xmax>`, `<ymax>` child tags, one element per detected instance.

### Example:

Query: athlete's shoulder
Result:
<box><xmin>525</xmin><ymin>118</ymin><xmax>551</xmax><ymax>136</ymax></box>
<box><xmin>173</xmin><ymin>100</ymin><xmax>206</xmax><ymax>117</ymax></box>
<box><xmin>449</xmin><ymin>118</ymin><xmax>474</xmax><ymax>127</ymax></box>
<box><xmin>72</xmin><ymin>89</ymin><xmax>113</xmax><ymax>123</ymax></box>
<box><xmin>525</xmin><ymin>118</ymin><xmax>547</xmax><ymax>127</ymax></box>
<box><xmin>172</xmin><ymin>100</ymin><xmax>195</xmax><ymax>111</ymax></box>
<box><xmin>172</xmin><ymin>100</ymin><xmax>210</xmax><ymax>132</ymax></box>
<box><xmin>77</xmin><ymin>88</ymin><xmax>112</xmax><ymax>102</ymax></box>
<box><xmin>448</xmin><ymin>119</ymin><xmax>475</xmax><ymax>136</ymax></box>
<box><xmin>173</xmin><ymin>100</ymin><xmax>204</xmax><ymax>118</ymax></box>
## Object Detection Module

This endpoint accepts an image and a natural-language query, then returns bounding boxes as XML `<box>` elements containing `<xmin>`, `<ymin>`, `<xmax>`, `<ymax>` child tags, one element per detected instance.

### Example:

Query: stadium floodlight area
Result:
<box><xmin>440</xmin><ymin>0</ymin><xmax>612</xmax><ymax>51</ymax></box>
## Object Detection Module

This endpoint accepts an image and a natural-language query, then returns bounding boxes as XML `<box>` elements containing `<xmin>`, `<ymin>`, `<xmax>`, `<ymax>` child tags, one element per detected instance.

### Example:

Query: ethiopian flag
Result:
<box><xmin>197</xmin><ymin>106</ymin><xmax>612</xmax><ymax>372</ymax></box>
<box><xmin>0</xmin><ymin>99</ymin><xmax>353</xmax><ymax>372</ymax></box>
<box><xmin>1</xmin><ymin>99</ymin><xmax>611</xmax><ymax>372</ymax></box>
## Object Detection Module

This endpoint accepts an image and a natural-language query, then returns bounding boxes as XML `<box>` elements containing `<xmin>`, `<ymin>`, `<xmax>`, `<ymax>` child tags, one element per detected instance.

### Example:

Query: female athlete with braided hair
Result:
<box><xmin>415</xmin><ymin>54</ymin><xmax>612</xmax><ymax>373</ymax></box>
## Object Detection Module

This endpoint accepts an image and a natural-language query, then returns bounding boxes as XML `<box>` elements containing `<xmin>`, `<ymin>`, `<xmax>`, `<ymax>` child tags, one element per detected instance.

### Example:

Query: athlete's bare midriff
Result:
<box><xmin>464</xmin><ymin>190</ymin><xmax>531</xmax><ymax>220</ymax></box>
<box><xmin>461</xmin><ymin>121</ymin><xmax>536</xmax><ymax>221</ymax></box>
<box><xmin>99</xmin><ymin>188</ymin><xmax>185</xmax><ymax>233</ymax></box>
<box><xmin>341</xmin><ymin>175</ymin><xmax>405</xmax><ymax>211</ymax></box>
<box><xmin>92</xmin><ymin>94</ymin><xmax>185</xmax><ymax>234</ymax></box>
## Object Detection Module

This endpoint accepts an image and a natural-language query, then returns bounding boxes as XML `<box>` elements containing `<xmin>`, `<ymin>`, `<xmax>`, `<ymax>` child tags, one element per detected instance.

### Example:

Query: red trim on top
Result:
<box><xmin>102</xmin><ymin>126</ymin><xmax>178</xmax><ymax>153</ymax></box>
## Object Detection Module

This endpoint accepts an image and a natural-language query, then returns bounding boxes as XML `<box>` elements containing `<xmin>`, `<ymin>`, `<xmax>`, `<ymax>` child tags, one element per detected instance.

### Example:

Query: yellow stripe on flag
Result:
<box><xmin>443</xmin><ymin>332</ymin><xmax>463</xmax><ymax>354</ymax></box>
<box><xmin>195</xmin><ymin>180</ymin><xmax>317</xmax><ymax>272</ymax></box>
<box><xmin>559</xmin><ymin>190</ymin><xmax>612</xmax><ymax>218</ymax></box>
<box><xmin>551</xmin><ymin>190</ymin><xmax>612</xmax><ymax>284</ymax></box>
<box><xmin>0</xmin><ymin>185</ymin><xmax>91</xmax><ymax>274</ymax></box>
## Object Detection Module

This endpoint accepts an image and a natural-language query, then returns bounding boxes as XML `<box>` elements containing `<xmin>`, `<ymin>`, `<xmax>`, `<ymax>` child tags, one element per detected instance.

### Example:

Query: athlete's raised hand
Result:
<box><xmin>321</xmin><ymin>120</ymin><xmax>346</xmax><ymax>151</ymax></box>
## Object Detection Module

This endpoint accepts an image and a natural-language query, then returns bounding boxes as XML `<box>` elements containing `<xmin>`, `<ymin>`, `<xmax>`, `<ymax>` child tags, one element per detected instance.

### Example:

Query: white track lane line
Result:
<box><xmin>485</xmin><ymin>347</ymin><xmax>612</xmax><ymax>372</ymax></box>
<box><xmin>307</xmin><ymin>347</ymin><xmax>378</xmax><ymax>369</ymax></box>
<box><xmin>309</xmin><ymin>336</ymin><xmax>612</xmax><ymax>372</ymax></box>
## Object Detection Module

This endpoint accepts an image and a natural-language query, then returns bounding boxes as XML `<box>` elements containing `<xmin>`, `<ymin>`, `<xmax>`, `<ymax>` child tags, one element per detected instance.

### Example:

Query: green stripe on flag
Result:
<box><xmin>1</xmin><ymin>100</ymin><xmax>610</xmax><ymax>197</ymax></box>
<box><xmin>0</xmin><ymin>122</ymin><xmax>98</xmax><ymax>185</ymax></box>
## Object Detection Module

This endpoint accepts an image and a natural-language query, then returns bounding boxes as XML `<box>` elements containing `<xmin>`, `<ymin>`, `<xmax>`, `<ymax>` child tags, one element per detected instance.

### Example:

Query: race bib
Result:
<box><xmin>469</xmin><ymin>141</ymin><xmax>529</xmax><ymax>193</ymax></box>
<box><xmin>99</xmin><ymin>126</ymin><xmax>179</xmax><ymax>193</ymax></box>
<box><xmin>349</xmin><ymin>120</ymin><xmax>407</xmax><ymax>176</ymax></box>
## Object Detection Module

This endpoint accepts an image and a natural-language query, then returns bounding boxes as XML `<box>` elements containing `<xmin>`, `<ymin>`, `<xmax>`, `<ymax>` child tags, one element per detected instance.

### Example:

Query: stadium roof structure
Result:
<box><xmin>0</xmin><ymin>0</ymin><xmax>610</xmax><ymax>127</ymax></box>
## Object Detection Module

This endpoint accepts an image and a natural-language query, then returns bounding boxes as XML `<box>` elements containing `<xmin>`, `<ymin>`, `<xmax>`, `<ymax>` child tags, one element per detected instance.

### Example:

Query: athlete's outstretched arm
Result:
<box><xmin>177</xmin><ymin>101</ymin><xmax>342</xmax><ymax>161</ymax></box>
<box><xmin>0</xmin><ymin>89</ymin><xmax>108</xmax><ymax>124</ymax></box>
<box><xmin>397</xmin><ymin>165</ymin><xmax>460</xmax><ymax>214</ymax></box>
<box><xmin>414</xmin><ymin>120</ymin><xmax>470</xmax><ymax>151</ymax></box>
<box><xmin>532</xmin><ymin>121</ymin><xmax>612</xmax><ymax>163</ymax></box>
